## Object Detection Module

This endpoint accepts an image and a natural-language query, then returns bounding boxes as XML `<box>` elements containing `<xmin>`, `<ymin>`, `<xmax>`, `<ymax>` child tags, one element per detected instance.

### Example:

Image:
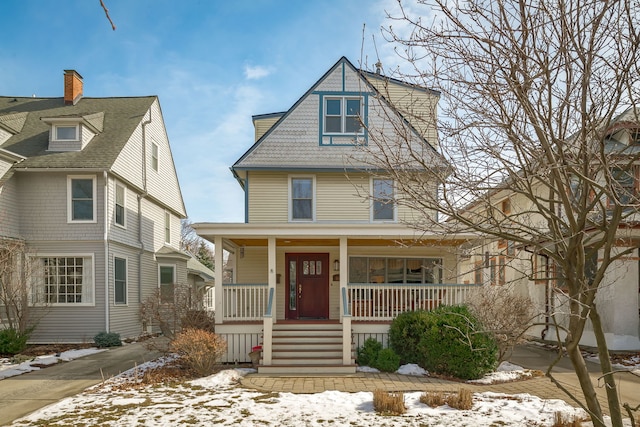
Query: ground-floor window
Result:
<box><xmin>348</xmin><ymin>257</ymin><xmax>442</xmax><ymax>284</ymax></box>
<box><xmin>159</xmin><ymin>265</ymin><xmax>175</xmax><ymax>303</ymax></box>
<box><xmin>34</xmin><ymin>255</ymin><xmax>94</xmax><ymax>305</ymax></box>
<box><xmin>114</xmin><ymin>257</ymin><xmax>127</xmax><ymax>305</ymax></box>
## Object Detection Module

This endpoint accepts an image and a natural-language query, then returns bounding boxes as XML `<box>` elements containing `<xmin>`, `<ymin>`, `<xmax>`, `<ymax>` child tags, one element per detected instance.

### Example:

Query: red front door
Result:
<box><xmin>285</xmin><ymin>253</ymin><xmax>330</xmax><ymax>320</ymax></box>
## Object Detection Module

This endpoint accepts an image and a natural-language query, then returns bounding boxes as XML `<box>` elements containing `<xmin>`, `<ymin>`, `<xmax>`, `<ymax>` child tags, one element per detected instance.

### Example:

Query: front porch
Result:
<box><xmin>193</xmin><ymin>222</ymin><xmax>480</xmax><ymax>373</ymax></box>
<box><xmin>216</xmin><ymin>281</ymin><xmax>480</xmax><ymax>373</ymax></box>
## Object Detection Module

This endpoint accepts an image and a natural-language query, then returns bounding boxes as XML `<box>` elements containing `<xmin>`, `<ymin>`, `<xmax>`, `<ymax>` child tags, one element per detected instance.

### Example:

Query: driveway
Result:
<box><xmin>0</xmin><ymin>341</ymin><xmax>163</xmax><ymax>426</ymax></box>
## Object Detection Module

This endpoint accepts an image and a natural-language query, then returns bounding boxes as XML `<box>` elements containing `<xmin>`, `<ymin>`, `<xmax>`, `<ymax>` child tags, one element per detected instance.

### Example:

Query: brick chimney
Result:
<box><xmin>64</xmin><ymin>70</ymin><xmax>83</xmax><ymax>105</ymax></box>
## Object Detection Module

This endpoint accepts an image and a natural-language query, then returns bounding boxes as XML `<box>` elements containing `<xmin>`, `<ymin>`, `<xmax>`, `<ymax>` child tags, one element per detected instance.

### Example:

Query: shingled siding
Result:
<box><xmin>27</xmin><ymin>240</ymin><xmax>106</xmax><ymax>343</ymax></box>
<box><xmin>16</xmin><ymin>171</ymin><xmax>104</xmax><ymax>241</ymax></box>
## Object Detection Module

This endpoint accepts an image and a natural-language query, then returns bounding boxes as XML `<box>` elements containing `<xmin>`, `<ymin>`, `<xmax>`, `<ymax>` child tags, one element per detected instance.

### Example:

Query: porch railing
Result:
<box><xmin>221</xmin><ymin>283</ymin><xmax>268</xmax><ymax>321</ymax></box>
<box><xmin>347</xmin><ymin>283</ymin><xmax>481</xmax><ymax>321</ymax></box>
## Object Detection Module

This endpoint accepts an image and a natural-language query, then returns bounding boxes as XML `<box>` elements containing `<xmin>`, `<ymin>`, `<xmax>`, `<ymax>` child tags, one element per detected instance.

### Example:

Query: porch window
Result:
<box><xmin>349</xmin><ymin>257</ymin><xmax>442</xmax><ymax>284</ymax></box>
<box><xmin>290</xmin><ymin>177</ymin><xmax>314</xmax><ymax>221</ymax></box>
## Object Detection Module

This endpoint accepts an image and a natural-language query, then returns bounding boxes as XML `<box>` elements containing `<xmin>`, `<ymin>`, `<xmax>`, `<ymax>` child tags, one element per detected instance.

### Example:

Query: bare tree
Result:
<box><xmin>0</xmin><ymin>239</ymin><xmax>41</xmax><ymax>338</ymax></box>
<box><xmin>360</xmin><ymin>1</ymin><xmax>640</xmax><ymax>426</ymax></box>
<box><xmin>181</xmin><ymin>219</ymin><xmax>215</xmax><ymax>271</ymax></box>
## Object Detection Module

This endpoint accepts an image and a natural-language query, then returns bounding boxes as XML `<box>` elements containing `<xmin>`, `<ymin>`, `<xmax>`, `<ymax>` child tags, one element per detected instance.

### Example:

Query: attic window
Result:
<box><xmin>324</xmin><ymin>97</ymin><xmax>363</xmax><ymax>134</ymax></box>
<box><xmin>54</xmin><ymin>124</ymin><xmax>79</xmax><ymax>141</ymax></box>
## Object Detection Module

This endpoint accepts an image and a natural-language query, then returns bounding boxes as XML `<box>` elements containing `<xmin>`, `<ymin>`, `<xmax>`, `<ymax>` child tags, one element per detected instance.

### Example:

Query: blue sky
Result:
<box><xmin>0</xmin><ymin>0</ymin><xmax>422</xmax><ymax>223</ymax></box>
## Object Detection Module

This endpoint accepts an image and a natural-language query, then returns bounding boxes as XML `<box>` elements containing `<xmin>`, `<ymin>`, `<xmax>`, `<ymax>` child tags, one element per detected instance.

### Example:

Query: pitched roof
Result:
<box><xmin>0</xmin><ymin>96</ymin><xmax>156</xmax><ymax>169</ymax></box>
<box><xmin>232</xmin><ymin>57</ymin><xmax>445</xmax><ymax>176</ymax></box>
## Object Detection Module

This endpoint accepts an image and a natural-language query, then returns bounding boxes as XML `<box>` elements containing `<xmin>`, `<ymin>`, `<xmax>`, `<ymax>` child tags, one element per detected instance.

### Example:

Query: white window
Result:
<box><xmin>159</xmin><ymin>265</ymin><xmax>175</xmax><ymax>303</ymax></box>
<box><xmin>54</xmin><ymin>124</ymin><xmax>79</xmax><ymax>141</ymax></box>
<box><xmin>114</xmin><ymin>257</ymin><xmax>127</xmax><ymax>305</ymax></box>
<box><xmin>324</xmin><ymin>97</ymin><xmax>363</xmax><ymax>134</ymax></box>
<box><xmin>372</xmin><ymin>178</ymin><xmax>395</xmax><ymax>221</ymax></box>
<box><xmin>164</xmin><ymin>211</ymin><xmax>171</xmax><ymax>243</ymax></box>
<box><xmin>151</xmin><ymin>141</ymin><xmax>159</xmax><ymax>171</ymax></box>
<box><xmin>115</xmin><ymin>183</ymin><xmax>126</xmax><ymax>227</ymax></box>
<box><xmin>34</xmin><ymin>255</ymin><xmax>94</xmax><ymax>305</ymax></box>
<box><xmin>67</xmin><ymin>175</ymin><xmax>96</xmax><ymax>223</ymax></box>
<box><xmin>289</xmin><ymin>176</ymin><xmax>314</xmax><ymax>221</ymax></box>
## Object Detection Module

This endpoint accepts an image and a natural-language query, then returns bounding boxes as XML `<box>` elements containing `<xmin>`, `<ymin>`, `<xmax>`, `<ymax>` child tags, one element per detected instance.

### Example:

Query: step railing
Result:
<box><xmin>347</xmin><ymin>283</ymin><xmax>480</xmax><ymax>321</ymax></box>
<box><xmin>221</xmin><ymin>283</ymin><xmax>268</xmax><ymax>321</ymax></box>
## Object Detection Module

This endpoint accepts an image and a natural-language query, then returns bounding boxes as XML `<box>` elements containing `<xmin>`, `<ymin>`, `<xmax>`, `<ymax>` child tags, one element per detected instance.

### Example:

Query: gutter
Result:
<box><xmin>139</xmin><ymin>109</ymin><xmax>152</xmax><ymax>305</ymax></box>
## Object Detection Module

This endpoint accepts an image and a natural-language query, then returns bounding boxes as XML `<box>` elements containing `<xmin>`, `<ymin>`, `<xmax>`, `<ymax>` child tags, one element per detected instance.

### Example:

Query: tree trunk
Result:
<box><xmin>565</xmin><ymin>338</ymin><xmax>606</xmax><ymax>427</ymax></box>
<box><xmin>589</xmin><ymin>305</ymin><xmax>624</xmax><ymax>426</ymax></box>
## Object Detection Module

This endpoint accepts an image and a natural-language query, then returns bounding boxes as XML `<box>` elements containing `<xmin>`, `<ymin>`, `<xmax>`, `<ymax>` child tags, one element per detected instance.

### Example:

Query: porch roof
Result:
<box><xmin>192</xmin><ymin>222</ymin><xmax>479</xmax><ymax>249</ymax></box>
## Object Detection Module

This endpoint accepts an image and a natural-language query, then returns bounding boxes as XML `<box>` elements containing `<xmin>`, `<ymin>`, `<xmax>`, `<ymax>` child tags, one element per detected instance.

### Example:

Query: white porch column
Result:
<box><xmin>214</xmin><ymin>236</ymin><xmax>224</xmax><ymax>325</ymax></box>
<box><xmin>339</xmin><ymin>237</ymin><xmax>351</xmax><ymax>365</ymax></box>
<box><xmin>339</xmin><ymin>236</ymin><xmax>348</xmax><ymax>318</ymax></box>
<box><xmin>263</xmin><ymin>236</ymin><xmax>277</xmax><ymax>365</ymax></box>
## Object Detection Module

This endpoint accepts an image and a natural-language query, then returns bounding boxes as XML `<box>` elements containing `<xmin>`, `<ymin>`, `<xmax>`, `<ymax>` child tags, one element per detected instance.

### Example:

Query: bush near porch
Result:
<box><xmin>389</xmin><ymin>306</ymin><xmax>498</xmax><ymax>380</ymax></box>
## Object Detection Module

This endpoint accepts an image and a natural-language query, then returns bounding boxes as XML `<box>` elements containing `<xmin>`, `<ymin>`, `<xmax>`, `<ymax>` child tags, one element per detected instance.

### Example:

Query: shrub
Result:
<box><xmin>356</xmin><ymin>337</ymin><xmax>383</xmax><ymax>367</ymax></box>
<box><xmin>0</xmin><ymin>328</ymin><xmax>30</xmax><ymax>355</ymax></box>
<box><xmin>373</xmin><ymin>389</ymin><xmax>406</xmax><ymax>415</ymax></box>
<box><xmin>374</xmin><ymin>348</ymin><xmax>401</xmax><ymax>373</ymax></box>
<box><xmin>467</xmin><ymin>285</ymin><xmax>535</xmax><ymax>361</ymax></box>
<box><xmin>94</xmin><ymin>331</ymin><xmax>123</xmax><ymax>348</ymax></box>
<box><xmin>181</xmin><ymin>309</ymin><xmax>216</xmax><ymax>333</ymax></box>
<box><xmin>420</xmin><ymin>388</ymin><xmax>473</xmax><ymax>410</ymax></box>
<box><xmin>169</xmin><ymin>328</ymin><xmax>227</xmax><ymax>376</ymax></box>
<box><xmin>417</xmin><ymin>305</ymin><xmax>498</xmax><ymax>380</ymax></box>
<box><xmin>388</xmin><ymin>310</ymin><xmax>433</xmax><ymax>364</ymax></box>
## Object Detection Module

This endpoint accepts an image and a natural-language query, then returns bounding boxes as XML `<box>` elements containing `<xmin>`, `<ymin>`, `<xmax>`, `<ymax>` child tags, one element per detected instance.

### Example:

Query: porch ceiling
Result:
<box><xmin>225</xmin><ymin>237</ymin><xmax>469</xmax><ymax>248</ymax></box>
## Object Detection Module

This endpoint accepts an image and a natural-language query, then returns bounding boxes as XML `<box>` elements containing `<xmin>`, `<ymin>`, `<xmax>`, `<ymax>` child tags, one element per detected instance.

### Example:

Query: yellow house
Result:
<box><xmin>194</xmin><ymin>57</ymin><xmax>478</xmax><ymax>373</ymax></box>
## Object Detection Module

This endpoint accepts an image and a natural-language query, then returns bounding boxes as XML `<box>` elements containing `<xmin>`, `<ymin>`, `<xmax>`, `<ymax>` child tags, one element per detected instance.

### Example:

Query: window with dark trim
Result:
<box><xmin>324</xmin><ymin>97</ymin><xmax>363</xmax><ymax>134</ymax></box>
<box><xmin>114</xmin><ymin>257</ymin><xmax>127</xmax><ymax>304</ymax></box>
<box><xmin>115</xmin><ymin>183</ymin><xmax>125</xmax><ymax>227</ymax></box>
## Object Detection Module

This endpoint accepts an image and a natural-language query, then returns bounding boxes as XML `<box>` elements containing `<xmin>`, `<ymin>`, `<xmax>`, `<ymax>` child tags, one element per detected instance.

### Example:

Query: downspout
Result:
<box><xmin>104</xmin><ymin>170</ymin><xmax>110</xmax><ymax>332</ymax></box>
<box><xmin>139</xmin><ymin>108</ymin><xmax>152</xmax><ymax>305</ymax></box>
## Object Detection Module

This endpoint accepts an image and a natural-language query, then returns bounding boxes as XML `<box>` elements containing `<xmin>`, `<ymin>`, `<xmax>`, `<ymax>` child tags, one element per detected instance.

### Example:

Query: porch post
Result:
<box><xmin>339</xmin><ymin>236</ymin><xmax>348</xmax><ymax>318</ymax></box>
<box><xmin>339</xmin><ymin>237</ymin><xmax>351</xmax><ymax>365</ymax></box>
<box><xmin>262</xmin><ymin>236</ymin><xmax>277</xmax><ymax>365</ymax></box>
<box><xmin>214</xmin><ymin>236</ymin><xmax>224</xmax><ymax>325</ymax></box>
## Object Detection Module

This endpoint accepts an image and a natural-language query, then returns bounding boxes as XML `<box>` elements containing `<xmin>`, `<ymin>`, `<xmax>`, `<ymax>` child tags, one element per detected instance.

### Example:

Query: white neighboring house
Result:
<box><xmin>0</xmin><ymin>70</ymin><xmax>204</xmax><ymax>343</ymax></box>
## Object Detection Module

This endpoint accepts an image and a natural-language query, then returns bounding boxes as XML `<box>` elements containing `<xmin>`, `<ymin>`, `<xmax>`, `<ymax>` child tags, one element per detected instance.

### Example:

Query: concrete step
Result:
<box><xmin>272</xmin><ymin>342</ymin><xmax>343</xmax><ymax>351</ymax></box>
<box><xmin>258</xmin><ymin>364</ymin><xmax>357</xmax><ymax>375</ymax></box>
<box><xmin>273</xmin><ymin>348</ymin><xmax>342</xmax><ymax>359</ymax></box>
<box><xmin>272</xmin><ymin>335</ymin><xmax>344</xmax><ymax>344</ymax></box>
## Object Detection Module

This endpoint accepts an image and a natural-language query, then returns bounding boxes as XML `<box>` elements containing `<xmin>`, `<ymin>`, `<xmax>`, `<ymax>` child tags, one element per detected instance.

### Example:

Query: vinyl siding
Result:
<box><xmin>247</xmin><ymin>171</ymin><xmax>434</xmax><ymax>224</ymax></box>
<box><xmin>0</xmin><ymin>177</ymin><xmax>20</xmax><ymax>238</ymax></box>
<box><xmin>27</xmin><ymin>241</ymin><xmax>106</xmax><ymax>343</ymax></box>
<box><xmin>108</xmin><ymin>243</ymin><xmax>142</xmax><ymax>338</ymax></box>
<box><xmin>365</xmin><ymin>75</ymin><xmax>439</xmax><ymax>146</ymax></box>
<box><xmin>107</xmin><ymin>178</ymin><xmax>141</xmax><ymax>248</ymax></box>
<box><xmin>247</xmin><ymin>172</ymin><xmax>288</xmax><ymax>222</ymax></box>
<box><xmin>253</xmin><ymin>116</ymin><xmax>281</xmax><ymax>142</ymax></box>
<box><xmin>111</xmin><ymin>99</ymin><xmax>186</xmax><ymax>218</ymax></box>
<box><xmin>16</xmin><ymin>172</ymin><xmax>104</xmax><ymax>241</ymax></box>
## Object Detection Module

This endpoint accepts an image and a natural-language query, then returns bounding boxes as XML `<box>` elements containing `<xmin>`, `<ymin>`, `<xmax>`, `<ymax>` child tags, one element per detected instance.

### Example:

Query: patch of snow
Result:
<box><xmin>0</xmin><ymin>348</ymin><xmax>105</xmax><ymax>380</ymax></box>
<box><xmin>356</xmin><ymin>366</ymin><xmax>380</xmax><ymax>373</ymax></box>
<box><xmin>396</xmin><ymin>363</ymin><xmax>428</xmax><ymax>376</ymax></box>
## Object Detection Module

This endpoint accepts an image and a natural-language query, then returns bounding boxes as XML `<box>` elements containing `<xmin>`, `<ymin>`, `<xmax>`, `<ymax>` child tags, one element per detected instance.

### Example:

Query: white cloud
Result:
<box><xmin>244</xmin><ymin>64</ymin><xmax>273</xmax><ymax>80</ymax></box>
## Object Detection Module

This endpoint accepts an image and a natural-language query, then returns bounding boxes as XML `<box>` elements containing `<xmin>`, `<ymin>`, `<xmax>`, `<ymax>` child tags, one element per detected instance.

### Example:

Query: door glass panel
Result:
<box><xmin>289</xmin><ymin>260</ymin><xmax>297</xmax><ymax>310</ymax></box>
<box><xmin>315</xmin><ymin>261</ymin><xmax>322</xmax><ymax>275</ymax></box>
<box><xmin>303</xmin><ymin>261</ymin><xmax>309</xmax><ymax>275</ymax></box>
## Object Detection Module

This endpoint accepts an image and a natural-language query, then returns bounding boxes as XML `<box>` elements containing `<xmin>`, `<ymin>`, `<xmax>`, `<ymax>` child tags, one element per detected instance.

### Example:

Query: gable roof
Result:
<box><xmin>0</xmin><ymin>96</ymin><xmax>156</xmax><ymax>169</ymax></box>
<box><xmin>232</xmin><ymin>57</ymin><xmax>445</xmax><ymax>180</ymax></box>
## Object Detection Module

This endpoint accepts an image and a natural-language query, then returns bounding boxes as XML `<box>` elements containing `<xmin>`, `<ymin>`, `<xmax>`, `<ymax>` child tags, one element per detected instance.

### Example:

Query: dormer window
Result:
<box><xmin>54</xmin><ymin>124</ymin><xmax>79</xmax><ymax>141</ymax></box>
<box><xmin>324</xmin><ymin>97</ymin><xmax>363</xmax><ymax>134</ymax></box>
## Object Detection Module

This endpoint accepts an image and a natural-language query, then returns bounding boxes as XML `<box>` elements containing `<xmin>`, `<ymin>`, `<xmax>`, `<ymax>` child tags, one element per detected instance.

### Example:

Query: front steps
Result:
<box><xmin>257</xmin><ymin>322</ymin><xmax>356</xmax><ymax>375</ymax></box>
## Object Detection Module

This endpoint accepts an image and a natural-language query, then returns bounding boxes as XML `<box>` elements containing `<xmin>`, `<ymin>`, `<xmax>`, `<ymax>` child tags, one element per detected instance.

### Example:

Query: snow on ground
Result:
<box><xmin>11</xmin><ymin>365</ymin><xmax>592</xmax><ymax>427</ymax></box>
<box><xmin>0</xmin><ymin>348</ymin><xmax>105</xmax><ymax>380</ymax></box>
